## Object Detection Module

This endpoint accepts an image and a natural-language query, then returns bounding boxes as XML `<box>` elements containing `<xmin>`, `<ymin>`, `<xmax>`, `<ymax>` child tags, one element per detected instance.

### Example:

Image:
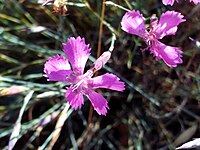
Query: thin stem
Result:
<box><xmin>83</xmin><ymin>0</ymin><xmax>119</xmax><ymax>36</ymax></box>
<box><xmin>85</xmin><ymin>1</ymin><xmax>106</xmax><ymax>148</ymax></box>
<box><xmin>87</xmin><ymin>104</ymin><xmax>94</xmax><ymax>125</ymax></box>
<box><xmin>87</xmin><ymin>0</ymin><xmax>106</xmax><ymax>126</ymax></box>
<box><xmin>97</xmin><ymin>0</ymin><xmax>106</xmax><ymax>57</ymax></box>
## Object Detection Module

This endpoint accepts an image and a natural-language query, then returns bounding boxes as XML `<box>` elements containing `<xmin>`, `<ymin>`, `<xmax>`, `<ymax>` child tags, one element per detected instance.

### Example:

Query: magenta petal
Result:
<box><xmin>150</xmin><ymin>40</ymin><xmax>183</xmax><ymax>67</ymax></box>
<box><xmin>44</xmin><ymin>55</ymin><xmax>72</xmax><ymax>82</ymax></box>
<box><xmin>90</xmin><ymin>51</ymin><xmax>111</xmax><ymax>73</ymax></box>
<box><xmin>65</xmin><ymin>87</ymin><xmax>84</xmax><ymax>110</ymax></box>
<box><xmin>88</xmin><ymin>73</ymin><xmax>125</xmax><ymax>91</ymax></box>
<box><xmin>121</xmin><ymin>10</ymin><xmax>147</xmax><ymax>38</ymax></box>
<box><xmin>153</xmin><ymin>11</ymin><xmax>185</xmax><ymax>39</ymax></box>
<box><xmin>162</xmin><ymin>0</ymin><xmax>177</xmax><ymax>5</ymax></box>
<box><xmin>45</xmin><ymin>70</ymin><xmax>72</xmax><ymax>82</ymax></box>
<box><xmin>85</xmin><ymin>90</ymin><xmax>109</xmax><ymax>115</ymax></box>
<box><xmin>190</xmin><ymin>0</ymin><xmax>200</xmax><ymax>4</ymax></box>
<box><xmin>62</xmin><ymin>37</ymin><xmax>91</xmax><ymax>75</ymax></box>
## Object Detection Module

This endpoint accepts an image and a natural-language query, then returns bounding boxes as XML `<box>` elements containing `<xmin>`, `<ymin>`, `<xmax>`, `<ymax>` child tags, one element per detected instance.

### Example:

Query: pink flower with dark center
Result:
<box><xmin>121</xmin><ymin>10</ymin><xmax>186</xmax><ymax>67</ymax></box>
<box><xmin>44</xmin><ymin>37</ymin><xmax>125</xmax><ymax>115</ymax></box>
<box><xmin>162</xmin><ymin>0</ymin><xmax>200</xmax><ymax>5</ymax></box>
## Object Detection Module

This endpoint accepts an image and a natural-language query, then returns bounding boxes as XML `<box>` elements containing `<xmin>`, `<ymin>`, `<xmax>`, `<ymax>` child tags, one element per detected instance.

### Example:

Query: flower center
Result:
<box><xmin>71</xmin><ymin>70</ymin><xmax>94</xmax><ymax>92</ymax></box>
<box><xmin>144</xmin><ymin>31</ymin><xmax>156</xmax><ymax>47</ymax></box>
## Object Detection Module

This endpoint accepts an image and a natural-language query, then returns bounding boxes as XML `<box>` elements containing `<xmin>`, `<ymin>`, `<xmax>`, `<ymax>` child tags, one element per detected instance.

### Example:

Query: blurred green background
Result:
<box><xmin>0</xmin><ymin>0</ymin><xmax>200</xmax><ymax>149</ymax></box>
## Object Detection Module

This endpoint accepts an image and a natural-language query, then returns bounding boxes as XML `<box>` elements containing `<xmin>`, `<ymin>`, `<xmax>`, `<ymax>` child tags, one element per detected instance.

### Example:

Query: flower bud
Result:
<box><xmin>90</xmin><ymin>51</ymin><xmax>111</xmax><ymax>73</ymax></box>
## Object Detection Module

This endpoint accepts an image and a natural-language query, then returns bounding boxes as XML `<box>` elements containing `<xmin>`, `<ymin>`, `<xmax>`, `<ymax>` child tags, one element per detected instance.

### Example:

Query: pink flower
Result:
<box><xmin>162</xmin><ymin>0</ymin><xmax>200</xmax><ymax>5</ymax></box>
<box><xmin>44</xmin><ymin>37</ymin><xmax>125</xmax><ymax>115</ymax></box>
<box><xmin>162</xmin><ymin>0</ymin><xmax>179</xmax><ymax>5</ymax></box>
<box><xmin>121</xmin><ymin>10</ymin><xmax>185</xmax><ymax>67</ymax></box>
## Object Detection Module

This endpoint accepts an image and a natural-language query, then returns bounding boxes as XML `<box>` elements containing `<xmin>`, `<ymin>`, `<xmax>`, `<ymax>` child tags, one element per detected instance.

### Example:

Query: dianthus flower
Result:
<box><xmin>44</xmin><ymin>37</ymin><xmax>125</xmax><ymax>115</ymax></box>
<box><xmin>162</xmin><ymin>0</ymin><xmax>200</xmax><ymax>5</ymax></box>
<box><xmin>121</xmin><ymin>10</ymin><xmax>185</xmax><ymax>67</ymax></box>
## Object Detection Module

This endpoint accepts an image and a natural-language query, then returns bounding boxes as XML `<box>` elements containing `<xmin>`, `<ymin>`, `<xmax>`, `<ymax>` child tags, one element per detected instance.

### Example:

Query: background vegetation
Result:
<box><xmin>0</xmin><ymin>0</ymin><xmax>200</xmax><ymax>149</ymax></box>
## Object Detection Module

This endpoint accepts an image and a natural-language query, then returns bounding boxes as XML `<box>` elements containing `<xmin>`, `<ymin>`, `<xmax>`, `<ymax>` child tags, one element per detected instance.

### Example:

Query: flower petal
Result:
<box><xmin>121</xmin><ymin>10</ymin><xmax>147</xmax><ymax>38</ymax></box>
<box><xmin>63</xmin><ymin>37</ymin><xmax>91</xmax><ymax>74</ymax></box>
<box><xmin>150</xmin><ymin>40</ymin><xmax>183</xmax><ymax>67</ymax></box>
<box><xmin>88</xmin><ymin>73</ymin><xmax>125</xmax><ymax>91</ymax></box>
<box><xmin>90</xmin><ymin>51</ymin><xmax>111</xmax><ymax>73</ymax></box>
<box><xmin>153</xmin><ymin>11</ymin><xmax>185</xmax><ymax>39</ymax></box>
<box><xmin>190</xmin><ymin>0</ymin><xmax>200</xmax><ymax>4</ymax></box>
<box><xmin>44</xmin><ymin>55</ymin><xmax>72</xmax><ymax>81</ymax></box>
<box><xmin>65</xmin><ymin>87</ymin><xmax>84</xmax><ymax>110</ymax></box>
<box><xmin>162</xmin><ymin>0</ymin><xmax>177</xmax><ymax>5</ymax></box>
<box><xmin>85</xmin><ymin>90</ymin><xmax>109</xmax><ymax>116</ymax></box>
<box><xmin>176</xmin><ymin>138</ymin><xmax>200</xmax><ymax>149</ymax></box>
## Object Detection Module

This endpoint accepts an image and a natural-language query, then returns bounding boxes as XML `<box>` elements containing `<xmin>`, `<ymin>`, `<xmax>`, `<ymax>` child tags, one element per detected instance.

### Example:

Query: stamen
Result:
<box><xmin>71</xmin><ymin>79</ymin><xmax>84</xmax><ymax>92</ymax></box>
